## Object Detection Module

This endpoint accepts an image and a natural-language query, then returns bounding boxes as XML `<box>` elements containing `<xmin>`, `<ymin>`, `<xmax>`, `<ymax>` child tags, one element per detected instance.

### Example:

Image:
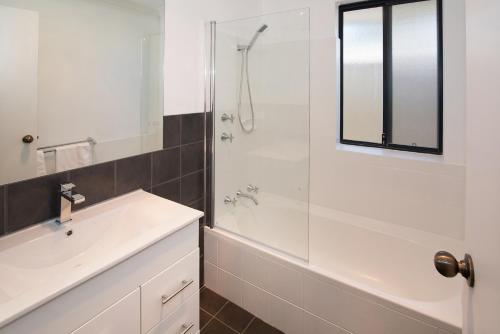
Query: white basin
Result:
<box><xmin>0</xmin><ymin>190</ymin><xmax>203</xmax><ymax>327</ymax></box>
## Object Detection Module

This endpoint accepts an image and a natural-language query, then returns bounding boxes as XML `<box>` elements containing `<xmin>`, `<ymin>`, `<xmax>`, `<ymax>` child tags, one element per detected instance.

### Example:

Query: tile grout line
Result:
<box><xmin>211</xmin><ymin>301</ymin><xmax>245</xmax><ymax>334</ymax></box>
<box><xmin>241</xmin><ymin>316</ymin><xmax>256</xmax><ymax>334</ymax></box>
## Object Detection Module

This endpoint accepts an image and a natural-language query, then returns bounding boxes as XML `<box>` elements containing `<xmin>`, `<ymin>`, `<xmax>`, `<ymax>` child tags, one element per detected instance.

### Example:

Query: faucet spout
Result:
<box><xmin>236</xmin><ymin>190</ymin><xmax>259</xmax><ymax>205</ymax></box>
<box><xmin>57</xmin><ymin>183</ymin><xmax>86</xmax><ymax>224</ymax></box>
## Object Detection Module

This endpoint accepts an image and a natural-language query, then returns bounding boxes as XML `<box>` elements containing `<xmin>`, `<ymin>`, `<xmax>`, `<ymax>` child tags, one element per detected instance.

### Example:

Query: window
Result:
<box><xmin>339</xmin><ymin>0</ymin><xmax>443</xmax><ymax>154</ymax></box>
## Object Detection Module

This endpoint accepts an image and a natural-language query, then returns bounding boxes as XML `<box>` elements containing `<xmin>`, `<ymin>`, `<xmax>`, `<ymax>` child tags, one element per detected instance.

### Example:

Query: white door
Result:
<box><xmin>463</xmin><ymin>0</ymin><xmax>500</xmax><ymax>333</ymax></box>
<box><xmin>0</xmin><ymin>5</ymin><xmax>39</xmax><ymax>184</ymax></box>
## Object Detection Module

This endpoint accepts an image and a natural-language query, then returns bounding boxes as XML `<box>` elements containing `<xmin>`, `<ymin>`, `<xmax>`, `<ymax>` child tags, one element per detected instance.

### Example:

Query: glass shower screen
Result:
<box><xmin>208</xmin><ymin>9</ymin><xmax>310</xmax><ymax>259</ymax></box>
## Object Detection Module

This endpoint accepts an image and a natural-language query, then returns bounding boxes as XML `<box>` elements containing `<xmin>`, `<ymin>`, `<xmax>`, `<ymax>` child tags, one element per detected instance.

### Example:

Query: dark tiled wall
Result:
<box><xmin>0</xmin><ymin>113</ymin><xmax>208</xmax><ymax>285</ymax></box>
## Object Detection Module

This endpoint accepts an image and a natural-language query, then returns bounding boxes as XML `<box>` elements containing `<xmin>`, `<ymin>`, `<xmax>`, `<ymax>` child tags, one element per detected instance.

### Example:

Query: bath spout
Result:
<box><xmin>236</xmin><ymin>190</ymin><xmax>259</xmax><ymax>205</ymax></box>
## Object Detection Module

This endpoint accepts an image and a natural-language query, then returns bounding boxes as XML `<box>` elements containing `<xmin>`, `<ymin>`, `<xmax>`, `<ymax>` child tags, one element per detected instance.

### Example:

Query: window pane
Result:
<box><xmin>343</xmin><ymin>7</ymin><xmax>384</xmax><ymax>144</ymax></box>
<box><xmin>390</xmin><ymin>0</ymin><xmax>439</xmax><ymax>148</ymax></box>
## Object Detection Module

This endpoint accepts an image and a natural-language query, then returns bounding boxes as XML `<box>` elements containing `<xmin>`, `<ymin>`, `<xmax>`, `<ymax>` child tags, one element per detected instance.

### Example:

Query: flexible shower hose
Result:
<box><xmin>237</xmin><ymin>48</ymin><xmax>255</xmax><ymax>133</ymax></box>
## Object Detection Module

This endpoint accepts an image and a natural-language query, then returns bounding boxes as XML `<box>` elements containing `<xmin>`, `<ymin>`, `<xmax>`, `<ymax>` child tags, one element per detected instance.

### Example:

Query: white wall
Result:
<box><xmin>164</xmin><ymin>0</ymin><xmax>263</xmax><ymax>115</ymax></box>
<box><xmin>165</xmin><ymin>0</ymin><xmax>466</xmax><ymax>242</ymax></box>
<box><xmin>260</xmin><ymin>0</ymin><xmax>466</xmax><ymax>242</ymax></box>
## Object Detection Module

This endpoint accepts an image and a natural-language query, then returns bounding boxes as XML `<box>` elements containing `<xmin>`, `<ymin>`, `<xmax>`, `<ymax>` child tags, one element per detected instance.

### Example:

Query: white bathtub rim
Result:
<box><xmin>205</xmin><ymin>226</ymin><xmax>462</xmax><ymax>333</ymax></box>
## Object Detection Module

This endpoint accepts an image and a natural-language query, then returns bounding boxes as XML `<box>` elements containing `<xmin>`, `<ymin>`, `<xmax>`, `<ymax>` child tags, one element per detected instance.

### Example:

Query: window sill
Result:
<box><xmin>335</xmin><ymin>143</ymin><xmax>447</xmax><ymax>164</ymax></box>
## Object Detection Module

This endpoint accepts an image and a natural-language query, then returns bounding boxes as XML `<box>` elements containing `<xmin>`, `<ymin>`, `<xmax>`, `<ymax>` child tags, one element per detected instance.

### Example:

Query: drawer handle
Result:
<box><xmin>161</xmin><ymin>279</ymin><xmax>194</xmax><ymax>305</ymax></box>
<box><xmin>180</xmin><ymin>322</ymin><xmax>194</xmax><ymax>334</ymax></box>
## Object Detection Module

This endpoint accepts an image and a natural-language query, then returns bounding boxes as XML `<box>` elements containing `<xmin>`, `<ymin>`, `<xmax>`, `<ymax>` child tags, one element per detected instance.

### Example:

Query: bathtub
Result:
<box><xmin>204</xmin><ymin>203</ymin><xmax>463</xmax><ymax>334</ymax></box>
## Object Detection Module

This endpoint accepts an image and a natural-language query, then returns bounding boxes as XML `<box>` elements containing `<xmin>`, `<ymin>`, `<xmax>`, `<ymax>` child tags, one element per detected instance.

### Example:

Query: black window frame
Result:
<box><xmin>339</xmin><ymin>0</ymin><xmax>443</xmax><ymax>155</ymax></box>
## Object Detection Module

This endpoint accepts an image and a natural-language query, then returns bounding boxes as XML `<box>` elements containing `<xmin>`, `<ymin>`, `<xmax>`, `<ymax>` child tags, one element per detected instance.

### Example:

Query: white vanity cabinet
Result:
<box><xmin>0</xmin><ymin>220</ymin><xmax>201</xmax><ymax>334</ymax></box>
<box><xmin>141</xmin><ymin>249</ymin><xmax>199</xmax><ymax>333</ymax></box>
<box><xmin>71</xmin><ymin>289</ymin><xmax>140</xmax><ymax>334</ymax></box>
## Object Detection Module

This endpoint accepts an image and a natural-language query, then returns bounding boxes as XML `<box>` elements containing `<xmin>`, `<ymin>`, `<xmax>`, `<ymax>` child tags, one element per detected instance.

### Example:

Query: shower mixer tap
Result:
<box><xmin>236</xmin><ymin>190</ymin><xmax>259</xmax><ymax>205</ymax></box>
<box><xmin>221</xmin><ymin>132</ymin><xmax>234</xmax><ymax>143</ymax></box>
<box><xmin>247</xmin><ymin>184</ymin><xmax>259</xmax><ymax>193</ymax></box>
<box><xmin>221</xmin><ymin>113</ymin><xmax>234</xmax><ymax>123</ymax></box>
<box><xmin>224</xmin><ymin>196</ymin><xmax>237</xmax><ymax>206</ymax></box>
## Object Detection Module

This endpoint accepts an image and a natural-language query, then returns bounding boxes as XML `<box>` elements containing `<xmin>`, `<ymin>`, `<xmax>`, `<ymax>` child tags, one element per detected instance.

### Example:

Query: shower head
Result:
<box><xmin>257</xmin><ymin>24</ymin><xmax>269</xmax><ymax>33</ymax></box>
<box><xmin>245</xmin><ymin>24</ymin><xmax>268</xmax><ymax>51</ymax></box>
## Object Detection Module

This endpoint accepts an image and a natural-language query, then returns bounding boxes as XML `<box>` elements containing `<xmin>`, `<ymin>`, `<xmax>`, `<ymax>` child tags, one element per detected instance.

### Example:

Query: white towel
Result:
<box><xmin>55</xmin><ymin>142</ymin><xmax>92</xmax><ymax>172</ymax></box>
<box><xmin>36</xmin><ymin>150</ymin><xmax>47</xmax><ymax>176</ymax></box>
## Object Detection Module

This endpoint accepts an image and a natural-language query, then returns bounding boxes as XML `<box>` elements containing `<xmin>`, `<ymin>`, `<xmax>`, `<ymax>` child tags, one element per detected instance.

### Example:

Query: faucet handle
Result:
<box><xmin>61</xmin><ymin>183</ymin><xmax>76</xmax><ymax>192</ymax></box>
<box><xmin>221</xmin><ymin>113</ymin><xmax>234</xmax><ymax>123</ymax></box>
<box><xmin>224</xmin><ymin>196</ymin><xmax>237</xmax><ymax>206</ymax></box>
<box><xmin>72</xmin><ymin>194</ymin><xmax>86</xmax><ymax>205</ymax></box>
<box><xmin>247</xmin><ymin>184</ymin><xmax>259</xmax><ymax>193</ymax></box>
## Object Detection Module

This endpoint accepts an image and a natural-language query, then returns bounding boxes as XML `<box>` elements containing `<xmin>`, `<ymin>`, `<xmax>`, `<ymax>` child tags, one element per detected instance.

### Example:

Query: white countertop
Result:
<box><xmin>0</xmin><ymin>190</ymin><xmax>203</xmax><ymax>327</ymax></box>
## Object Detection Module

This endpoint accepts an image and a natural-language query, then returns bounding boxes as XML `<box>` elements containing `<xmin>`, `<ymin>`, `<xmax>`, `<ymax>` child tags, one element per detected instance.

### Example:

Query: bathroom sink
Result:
<box><xmin>0</xmin><ymin>190</ymin><xmax>203</xmax><ymax>327</ymax></box>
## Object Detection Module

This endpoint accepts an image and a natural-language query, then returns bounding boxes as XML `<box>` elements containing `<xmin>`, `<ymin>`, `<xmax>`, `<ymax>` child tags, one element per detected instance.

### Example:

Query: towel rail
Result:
<box><xmin>38</xmin><ymin>137</ymin><xmax>97</xmax><ymax>154</ymax></box>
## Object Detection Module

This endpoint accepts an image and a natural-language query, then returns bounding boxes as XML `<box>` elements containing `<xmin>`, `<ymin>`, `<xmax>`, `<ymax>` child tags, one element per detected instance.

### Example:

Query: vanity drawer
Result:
<box><xmin>146</xmin><ymin>291</ymin><xmax>199</xmax><ymax>334</ymax></box>
<box><xmin>141</xmin><ymin>248</ymin><xmax>199</xmax><ymax>333</ymax></box>
<box><xmin>71</xmin><ymin>289</ymin><xmax>140</xmax><ymax>334</ymax></box>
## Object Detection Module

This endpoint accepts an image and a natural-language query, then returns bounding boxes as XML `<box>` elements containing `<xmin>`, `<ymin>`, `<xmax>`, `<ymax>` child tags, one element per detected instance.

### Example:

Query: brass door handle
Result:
<box><xmin>22</xmin><ymin>135</ymin><xmax>34</xmax><ymax>144</ymax></box>
<box><xmin>434</xmin><ymin>251</ymin><xmax>474</xmax><ymax>287</ymax></box>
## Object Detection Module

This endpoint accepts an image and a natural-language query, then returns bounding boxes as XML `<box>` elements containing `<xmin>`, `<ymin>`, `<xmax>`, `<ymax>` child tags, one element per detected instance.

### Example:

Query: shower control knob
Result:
<box><xmin>221</xmin><ymin>133</ymin><xmax>234</xmax><ymax>143</ymax></box>
<box><xmin>224</xmin><ymin>196</ymin><xmax>237</xmax><ymax>206</ymax></box>
<box><xmin>221</xmin><ymin>113</ymin><xmax>234</xmax><ymax>123</ymax></box>
<box><xmin>247</xmin><ymin>184</ymin><xmax>259</xmax><ymax>193</ymax></box>
<box><xmin>434</xmin><ymin>251</ymin><xmax>475</xmax><ymax>287</ymax></box>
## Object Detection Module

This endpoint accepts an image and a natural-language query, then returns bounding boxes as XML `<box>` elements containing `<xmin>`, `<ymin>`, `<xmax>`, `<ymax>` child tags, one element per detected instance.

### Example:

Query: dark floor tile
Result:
<box><xmin>201</xmin><ymin>318</ymin><xmax>235</xmax><ymax>334</ymax></box>
<box><xmin>181</xmin><ymin>142</ymin><xmax>204</xmax><ymax>175</ymax></box>
<box><xmin>116</xmin><ymin>154</ymin><xmax>151</xmax><ymax>195</ymax></box>
<box><xmin>152</xmin><ymin>148</ymin><xmax>180</xmax><ymax>186</ymax></box>
<box><xmin>180</xmin><ymin>171</ymin><xmax>203</xmax><ymax>205</ymax></box>
<box><xmin>200</xmin><ymin>308</ymin><xmax>212</xmax><ymax>330</ymax></box>
<box><xmin>181</xmin><ymin>113</ymin><xmax>205</xmax><ymax>144</ymax></box>
<box><xmin>164</xmin><ymin>115</ymin><xmax>181</xmax><ymax>149</ymax></box>
<box><xmin>200</xmin><ymin>288</ymin><xmax>227</xmax><ymax>316</ymax></box>
<box><xmin>69</xmin><ymin>162</ymin><xmax>115</xmax><ymax>209</ymax></box>
<box><xmin>216</xmin><ymin>302</ymin><xmax>254</xmax><ymax>332</ymax></box>
<box><xmin>0</xmin><ymin>186</ymin><xmax>5</xmax><ymax>235</ymax></box>
<box><xmin>6</xmin><ymin>172</ymin><xmax>68</xmax><ymax>232</ymax></box>
<box><xmin>152</xmin><ymin>179</ymin><xmax>180</xmax><ymax>203</ymax></box>
<box><xmin>244</xmin><ymin>318</ymin><xmax>283</xmax><ymax>334</ymax></box>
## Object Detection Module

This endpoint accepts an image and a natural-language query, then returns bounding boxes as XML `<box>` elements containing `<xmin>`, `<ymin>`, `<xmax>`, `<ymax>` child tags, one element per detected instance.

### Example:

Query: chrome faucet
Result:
<box><xmin>57</xmin><ymin>183</ymin><xmax>86</xmax><ymax>224</ymax></box>
<box><xmin>221</xmin><ymin>113</ymin><xmax>234</xmax><ymax>123</ymax></box>
<box><xmin>236</xmin><ymin>190</ymin><xmax>259</xmax><ymax>205</ymax></box>
<box><xmin>224</xmin><ymin>196</ymin><xmax>237</xmax><ymax>206</ymax></box>
<box><xmin>247</xmin><ymin>184</ymin><xmax>259</xmax><ymax>193</ymax></box>
<box><xmin>221</xmin><ymin>132</ymin><xmax>234</xmax><ymax>143</ymax></box>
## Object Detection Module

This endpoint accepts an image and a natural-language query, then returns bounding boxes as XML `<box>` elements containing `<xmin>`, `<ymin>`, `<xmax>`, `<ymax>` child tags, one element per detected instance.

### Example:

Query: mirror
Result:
<box><xmin>0</xmin><ymin>0</ymin><xmax>165</xmax><ymax>185</ymax></box>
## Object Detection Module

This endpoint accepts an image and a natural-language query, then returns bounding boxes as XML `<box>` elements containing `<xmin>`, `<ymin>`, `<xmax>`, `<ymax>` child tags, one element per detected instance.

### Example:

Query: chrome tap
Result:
<box><xmin>57</xmin><ymin>183</ymin><xmax>85</xmax><ymax>224</ymax></box>
<box><xmin>247</xmin><ymin>184</ymin><xmax>259</xmax><ymax>193</ymax></box>
<box><xmin>224</xmin><ymin>196</ymin><xmax>237</xmax><ymax>206</ymax></box>
<box><xmin>221</xmin><ymin>113</ymin><xmax>234</xmax><ymax>123</ymax></box>
<box><xmin>221</xmin><ymin>132</ymin><xmax>234</xmax><ymax>143</ymax></box>
<box><xmin>236</xmin><ymin>190</ymin><xmax>259</xmax><ymax>205</ymax></box>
